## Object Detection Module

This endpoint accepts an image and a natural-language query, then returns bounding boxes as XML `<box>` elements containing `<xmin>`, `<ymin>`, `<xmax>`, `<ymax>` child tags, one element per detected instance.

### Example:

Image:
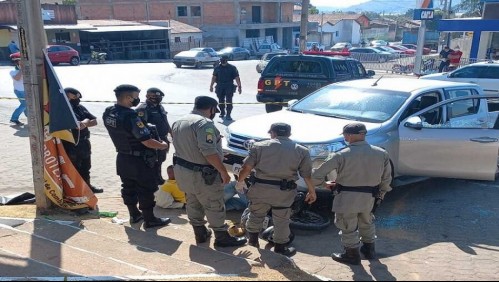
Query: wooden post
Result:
<box><xmin>299</xmin><ymin>0</ymin><xmax>310</xmax><ymax>52</ymax></box>
<box><xmin>16</xmin><ymin>0</ymin><xmax>50</xmax><ymax>209</ymax></box>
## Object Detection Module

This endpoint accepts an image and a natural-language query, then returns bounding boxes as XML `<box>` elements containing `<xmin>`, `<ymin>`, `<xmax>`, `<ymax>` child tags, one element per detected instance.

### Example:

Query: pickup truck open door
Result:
<box><xmin>397</xmin><ymin>95</ymin><xmax>499</xmax><ymax>181</ymax></box>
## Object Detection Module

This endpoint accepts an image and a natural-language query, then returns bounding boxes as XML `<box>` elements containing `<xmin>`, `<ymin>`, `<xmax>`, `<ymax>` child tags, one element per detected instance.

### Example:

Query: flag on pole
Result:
<box><xmin>42</xmin><ymin>51</ymin><xmax>98</xmax><ymax>210</ymax></box>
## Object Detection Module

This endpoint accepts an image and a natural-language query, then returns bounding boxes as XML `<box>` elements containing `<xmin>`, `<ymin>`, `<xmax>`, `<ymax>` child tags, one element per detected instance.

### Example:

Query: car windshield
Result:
<box><xmin>290</xmin><ymin>86</ymin><xmax>410</xmax><ymax>123</ymax></box>
<box><xmin>177</xmin><ymin>51</ymin><xmax>198</xmax><ymax>57</ymax></box>
<box><xmin>220</xmin><ymin>48</ymin><xmax>233</xmax><ymax>52</ymax></box>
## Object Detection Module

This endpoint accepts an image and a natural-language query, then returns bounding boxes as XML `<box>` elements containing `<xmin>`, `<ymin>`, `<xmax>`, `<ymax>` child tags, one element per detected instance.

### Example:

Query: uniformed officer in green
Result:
<box><xmin>171</xmin><ymin>96</ymin><xmax>247</xmax><ymax>247</ymax></box>
<box><xmin>312</xmin><ymin>122</ymin><xmax>392</xmax><ymax>265</ymax></box>
<box><xmin>236</xmin><ymin>123</ymin><xmax>317</xmax><ymax>257</ymax></box>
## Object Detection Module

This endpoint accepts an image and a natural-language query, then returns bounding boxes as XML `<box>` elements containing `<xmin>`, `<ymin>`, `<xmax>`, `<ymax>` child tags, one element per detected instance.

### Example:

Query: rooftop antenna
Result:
<box><xmin>372</xmin><ymin>75</ymin><xmax>383</xmax><ymax>86</ymax></box>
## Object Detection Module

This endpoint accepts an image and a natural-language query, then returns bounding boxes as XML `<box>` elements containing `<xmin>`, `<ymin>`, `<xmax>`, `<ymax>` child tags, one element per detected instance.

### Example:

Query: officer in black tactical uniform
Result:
<box><xmin>209</xmin><ymin>55</ymin><xmax>242</xmax><ymax>121</ymax></box>
<box><xmin>135</xmin><ymin>87</ymin><xmax>171</xmax><ymax>185</ymax></box>
<box><xmin>62</xmin><ymin>87</ymin><xmax>103</xmax><ymax>194</ymax></box>
<box><xmin>103</xmin><ymin>84</ymin><xmax>171</xmax><ymax>228</ymax></box>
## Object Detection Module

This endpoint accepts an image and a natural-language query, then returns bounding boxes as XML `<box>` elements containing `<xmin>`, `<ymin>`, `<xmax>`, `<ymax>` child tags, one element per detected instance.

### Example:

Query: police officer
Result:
<box><xmin>136</xmin><ymin>87</ymin><xmax>171</xmax><ymax>185</ymax></box>
<box><xmin>171</xmin><ymin>96</ymin><xmax>247</xmax><ymax>247</ymax></box>
<box><xmin>236</xmin><ymin>123</ymin><xmax>317</xmax><ymax>257</ymax></box>
<box><xmin>103</xmin><ymin>84</ymin><xmax>171</xmax><ymax>228</ymax></box>
<box><xmin>312</xmin><ymin>122</ymin><xmax>392</xmax><ymax>265</ymax></box>
<box><xmin>62</xmin><ymin>87</ymin><xmax>103</xmax><ymax>194</ymax></box>
<box><xmin>209</xmin><ymin>55</ymin><xmax>241</xmax><ymax>121</ymax></box>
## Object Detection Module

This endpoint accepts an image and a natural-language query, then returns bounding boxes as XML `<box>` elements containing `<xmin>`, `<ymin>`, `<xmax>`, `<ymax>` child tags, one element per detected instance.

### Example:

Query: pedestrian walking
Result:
<box><xmin>62</xmin><ymin>87</ymin><xmax>103</xmax><ymax>194</ymax></box>
<box><xmin>103</xmin><ymin>84</ymin><xmax>171</xmax><ymax>228</ymax></box>
<box><xmin>312</xmin><ymin>122</ymin><xmax>392</xmax><ymax>265</ymax></box>
<box><xmin>9</xmin><ymin>55</ymin><xmax>26</xmax><ymax>126</ymax></box>
<box><xmin>236</xmin><ymin>122</ymin><xmax>317</xmax><ymax>257</ymax></box>
<box><xmin>209</xmin><ymin>55</ymin><xmax>241</xmax><ymax>121</ymax></box>
<box><xmin>136</xmin><ymin>87</ymin><xmax>171</xmax><ymax>184</ymax></box>
<box><xmin>171</xmin><ymin>96</ymin><xmax>247</xmax><ymax>247</ymax></box>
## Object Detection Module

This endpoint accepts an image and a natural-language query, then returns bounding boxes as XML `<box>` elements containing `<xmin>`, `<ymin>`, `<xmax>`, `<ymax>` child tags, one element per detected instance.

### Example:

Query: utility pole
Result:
<box><xmin>16</xmin><ymin>0</ymin><xmax>50</xmax><ymax>209</ymax></box>
<box><xmin>446</xmin><ymin>0</ymin><xmax>453</xmax><ymax>47</ymax></box>
<box><xmin>299</xmin><ymin>0</ymin><xmax>310</xmax><ymax>52</ymax></box>
<box><xmin>320</xmin><ymin>12</ymin><xmax>324</xmax><ymax>46</ymax></box>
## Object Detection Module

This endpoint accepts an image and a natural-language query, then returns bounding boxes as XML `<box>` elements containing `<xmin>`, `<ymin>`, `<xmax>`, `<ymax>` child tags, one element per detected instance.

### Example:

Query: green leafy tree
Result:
<box><xmin>454</xmin><ymin>0</ymin><xmax>482</xmax><ymax>17</ymax></box>
<box><xmin>309</xmin><ymin>5</ymin><xmax>319</xmax><ymax>15</ymax></box>
<box><xmin>62</xmin><ymin>0</ymin><xmax>77</xmax><ymax>5</ymax></box>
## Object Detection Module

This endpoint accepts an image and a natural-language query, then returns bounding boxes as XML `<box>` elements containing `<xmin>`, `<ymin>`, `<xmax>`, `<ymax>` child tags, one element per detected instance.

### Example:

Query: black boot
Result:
<box><xmin>193</xmin><ymin>225</ymin><xmax>212</xmax><ymax>243</ymax></box>
<box><xmin>274</xmin><ymin>243</ymin><xmax>296</xmax><ymax>257</ymax></box>
<box><xmin>127</xmin><ymin>205</ymin><xmax>143</xmax><ymax>224</ymax></box>
<box><xmin>247</xmin><ymin>232</ymin><xmax>260</xmax><ymax>248</ymax></box>
<box><xmin>214</xmin><ymin>231</ymin><xmax>247</xmax><ymax>247</ymax></box>
<box><xmin>360</xmin><ymin>242</ymin><xmax>376</xmax><ymax>259</ymax></box>
<box><xmin>142</xmin><ymin>208</ymin><xmax>171</xmax><ymax>229</ymax></box>
<box><xmin>331</xmin><ymin>247</ymin><xmax>361</xmax><ymax>265</ymax></box>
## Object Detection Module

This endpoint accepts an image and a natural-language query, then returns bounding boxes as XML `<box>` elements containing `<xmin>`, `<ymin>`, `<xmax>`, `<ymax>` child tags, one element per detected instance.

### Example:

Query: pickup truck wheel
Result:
<box><xmin>265</xmin><ymin>103</ymin><xmax>283</xmax><ymax>113</ymax></box>
<box><xmin>175</xmin><ymin>63</ymin><xmax>182</xmax><ymax>68</ymax></box>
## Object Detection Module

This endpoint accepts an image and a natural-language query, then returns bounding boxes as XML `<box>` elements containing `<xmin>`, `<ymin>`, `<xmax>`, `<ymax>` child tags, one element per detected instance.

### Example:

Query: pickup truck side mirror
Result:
<box><xmin>404</xmin><ymin>116</ymin><xmax>423</xmax><ymax>130</ymax></box>
<box><xmin>367</xmin><ymin>70</ymin><xmax>375</xmax><ymax>77</ymax></box>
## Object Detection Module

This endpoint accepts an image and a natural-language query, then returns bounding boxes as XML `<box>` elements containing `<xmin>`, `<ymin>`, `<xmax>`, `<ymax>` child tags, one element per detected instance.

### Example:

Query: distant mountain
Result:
<box><xmin>316</xmin><ymin>0</ymin><xmax>462</xmax><ymax>14</ymax></box>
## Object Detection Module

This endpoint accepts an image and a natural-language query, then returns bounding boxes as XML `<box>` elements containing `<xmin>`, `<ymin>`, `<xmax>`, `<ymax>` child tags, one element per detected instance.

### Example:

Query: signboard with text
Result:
<box><xmin>414</xmin><ymin>9</ymin><xmax>434</xmax><ymax>20</ymax></box>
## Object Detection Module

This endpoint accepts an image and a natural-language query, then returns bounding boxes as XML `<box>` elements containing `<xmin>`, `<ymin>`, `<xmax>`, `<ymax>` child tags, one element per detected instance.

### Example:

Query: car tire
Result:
<box><xmin>175</xmin><ymin>63</ymin><xmax>182</xmax><ymax>68</ymax></box>
<box><xmin>70</xmin><ymin>57</ymin><xmax>80</xmax><ymax>66</ymax></box>
<box><xmin>195</xmin><ymin>62</ymin><xmax>202</xmax><ymax>69</ymax></box>
<box><xmin>290</xmin><ymin>210</ymin><xmax>331</xmax><ymax>231</ymax></box>
<box><xmin>265</xmin><ymin>103</ymin><xmax>283</xmax><ymax>113</ymax></box>
<box><xmin>244</xmin><ymin>54</ymin><xmax>249</xmax><ymax>60</ymax></box>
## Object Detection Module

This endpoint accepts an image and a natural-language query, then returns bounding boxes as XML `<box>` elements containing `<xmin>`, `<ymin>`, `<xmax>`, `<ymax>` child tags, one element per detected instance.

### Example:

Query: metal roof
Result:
<box><xmin>82</xmin><ymin>25</ymin><xmax>169</xmax><ymax>33</ymax></box>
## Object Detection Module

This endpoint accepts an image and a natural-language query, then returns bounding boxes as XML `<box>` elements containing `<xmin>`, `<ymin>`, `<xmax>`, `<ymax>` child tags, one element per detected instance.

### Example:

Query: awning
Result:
<box><xmin>1</xmin><ymin>24</ymin><xmax>97</xmax><ymax>31</ymax></box>
<box><xmin>82</xmin><ymin>25</ymin><xmax>170</xmax><ymax>33</ymax></box>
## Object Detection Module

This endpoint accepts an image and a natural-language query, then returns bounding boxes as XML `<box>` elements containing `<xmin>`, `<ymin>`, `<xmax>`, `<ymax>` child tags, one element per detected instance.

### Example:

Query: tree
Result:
<box><xmin>454</xmin><ymin>0</ymin><xmax>482</xmax><ymax>17</ymax></box>
<box><xmin>62</xmin><ymin>0</ymin><xmax>77</xmax><ymax>4</ymax></box>
<box><xmin>309</xmin><ymin>5</ymin><xmax>319</xmax><ymax>14</ymax></box>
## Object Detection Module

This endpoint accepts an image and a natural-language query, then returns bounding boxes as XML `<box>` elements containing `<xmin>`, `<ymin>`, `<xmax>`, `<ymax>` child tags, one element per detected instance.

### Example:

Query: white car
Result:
<box><xmin>223</xmin><ymin>78</ymin><xmax>499</xmax><ymax>188</ymax></box>
<box><xmin>306</xmin><ymin>41</ymin><xmax>325</xmax><ymax>51</ymax></box>
<box><xmin>255</xmin><ymin>51</ymin><xmax>288</xmax><ymax>73</ymax></box>
<box><xmin>420</xmin><ymin>61</ymin><xmax>499</xmax><ymax>94</ymax></box>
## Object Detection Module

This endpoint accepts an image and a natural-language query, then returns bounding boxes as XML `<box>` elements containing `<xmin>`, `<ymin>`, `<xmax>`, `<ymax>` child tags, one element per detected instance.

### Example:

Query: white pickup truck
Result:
<box><xmin>223</xmin><ymin>78</ymin><xmax>499</xmax><ymax>188</ymax></box>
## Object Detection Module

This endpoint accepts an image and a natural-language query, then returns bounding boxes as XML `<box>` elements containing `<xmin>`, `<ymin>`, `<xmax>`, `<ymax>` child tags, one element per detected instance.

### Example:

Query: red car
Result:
<box><xmin>387</xmin><ymin>45</ymin><xmax>416</xmax><ymax>55</ymax></box>
<box><xmin>400</xmin><ymin>44</ymin><xmax>431</xmax><ymax>55</ymax></box>
<box><xmin>47</xmin><ymin>45</ymin><xmax>80</xmax><ymax>66</ymax></box>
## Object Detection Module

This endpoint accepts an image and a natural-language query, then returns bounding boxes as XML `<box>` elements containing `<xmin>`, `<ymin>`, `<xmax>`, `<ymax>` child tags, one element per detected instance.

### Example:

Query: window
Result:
<box><xmin>481</xmin><ymin>66</ymin><xmax>499</xmax><ymax>79</ymax></box>
<box><xmin>331</xmin><ymin>61</ymin><xmax>349</xmax><ymax>75</ymax></box>
<box><xmin>451</xmin><ymin>66</ymin><xmax>482</xmax><ymax>78</ymax></box>
<box><xmin>177</xmin><ymin>6</ymin><xmax>187</xmax><ymax>17</ymax></box>
<box><xmin>174</xmin><ymin>37</ymin><xmax>181</xmax><ymax>43</ymax></box>
<box><xmin>55</xmin><ymin>32</ymin><xmax>70</xmax><ymax>43</ymax></box>
<box><xmin>419</xmin><ymin>97</ymin><xmax>488</xmax><ymax>129</ymax></box>
<box><xmin>191</xmin><ymin>6</ymin><xmax>201</xmax><ymax>17</ymax></box>
<box><xmin>265</xmin><ymin>60</ymin><xmax>323</xmax><ymax>75</ymax></box>
<box><xmin>335</xmin><ymin>31</ymin><xmax>339</xmax><ymax>37</ymax></box>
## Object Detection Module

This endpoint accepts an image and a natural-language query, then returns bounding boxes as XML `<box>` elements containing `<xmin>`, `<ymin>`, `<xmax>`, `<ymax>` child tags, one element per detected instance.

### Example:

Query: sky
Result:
<box><xmin>309</xmin><ymin>0</ymin><xmax>370</xmax><ymax>8</ymax></box>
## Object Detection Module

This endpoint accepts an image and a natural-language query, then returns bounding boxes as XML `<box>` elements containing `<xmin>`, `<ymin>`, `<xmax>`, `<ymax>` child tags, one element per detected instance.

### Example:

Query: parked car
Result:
<box><xmin>256</xmin><ymin>43</ymin><xmax>282</xmax><ymax>58</ymax></box>
<box><xmin>173</xmin><ymin>50</ymin><xmax>220</xmax><ymax>68</ymax></box>
<box><xmin>419</xmin><ymin>61</ymin><xmax>499</xmax><ymax>94</ymax></box>
<box><xmin>330</xmin><ymin>42</ymin><xmax>352</xmax><ymax>52</ymax></box>
<box><xmin>348</xmin><ymin>47</ymin><xmax>392</xmax><ymax>63</ymax></box>
<box><xmin>256</xmin><ymin>51</ymin><xmax>288</xmax><ymax>73</ymax></box>
<box><xmin>387</xmin><ymin>44</ymin><xmax>416</xmax><ymax>56</ymax></box>
<box><xmin>374</xmin><ymin>46</ymin><xmax>403</xmax><ymax>58</ymax></box>
<box><xmin>47</xmin><ymin>45</ymin><xmax>80</xmax><ymax>66</ymax></box>
<box><xmin>257</xmin><ymin>55</ymin><xmax>375</xmax><ymax>112</ymax></box>
<box><xmin>217</xmin><ymin>47</ymin><xmax>251</xmax><ymax>60</ymax></box>
<box><xmin>189</xmin><ymin>47</ymin><xmax>218</xmax><ymax>57</ymax></box>
<box><xmin>223</xmin><ymin>78</ymin><xmax>499</xmax><ymax>190</ymax></box>
<box><xmin>370</xmin><ymin>39</ymin><xmax>389</xmax><ymax>46</ymax></box>
<box><xmin>400</xmin><ymin>44</ymin><xmax>431</xmax><ymax>55</ymax></box>
<box><xmin>306</xmin><ymin>41</ymin><xmax>325</xmax><ymax>51</ymax></box>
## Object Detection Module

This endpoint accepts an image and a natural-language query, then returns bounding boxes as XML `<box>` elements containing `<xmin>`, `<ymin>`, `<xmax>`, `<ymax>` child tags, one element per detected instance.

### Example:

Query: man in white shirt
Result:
<box><xmin>9</xmin><ymin>56</ymin><xmax>27</xmax><ymax>126</ymax></box>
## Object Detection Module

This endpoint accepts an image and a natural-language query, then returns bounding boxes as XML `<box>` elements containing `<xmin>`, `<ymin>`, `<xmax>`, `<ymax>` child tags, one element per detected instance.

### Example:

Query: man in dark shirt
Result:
<box><xmin>103</xmin><ymin>84</ymin><xmax>171</xmax><ymax>228</ymax></box>
<box><xmin>62</xmin><ymin>87</ymin><xmax>103</xmax><ymax>193</ymax></box>
<box><xmin>438</xmin><ymin>45</ymin><xmax>453</xmax><ymax>72</ymax></box>
<box><xmin>209</xmin><ymin>55</ymin><xmax>242</xmax><ymax>121</ymax></box>
<box><xmin>136</xmin><ymin>87</ymin><xmax>171</xmax><ymax>185</ymax></box>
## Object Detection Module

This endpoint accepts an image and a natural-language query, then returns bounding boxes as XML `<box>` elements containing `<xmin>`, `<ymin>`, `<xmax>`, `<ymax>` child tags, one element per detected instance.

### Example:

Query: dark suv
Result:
<box><xmin>257</xmin><ymin>55</ymin><xmax>375</xmax><ymax>112</ymax></box>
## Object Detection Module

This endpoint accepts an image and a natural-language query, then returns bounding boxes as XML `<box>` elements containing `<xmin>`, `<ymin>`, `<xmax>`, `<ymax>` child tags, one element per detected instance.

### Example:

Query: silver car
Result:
<box><xmin>223</xmin><ymin>78</ymin><xmax>499</xmax><ymax>187</ymax></box>
<box><xmin>256</xmin><ymin>51</ymin><xmax>288</xmax><ymax>73</ymax></box>
<box><xmin>173</xmin><ymin>51</ymin><xmax>220</xmax><ymax>68</ymax></box>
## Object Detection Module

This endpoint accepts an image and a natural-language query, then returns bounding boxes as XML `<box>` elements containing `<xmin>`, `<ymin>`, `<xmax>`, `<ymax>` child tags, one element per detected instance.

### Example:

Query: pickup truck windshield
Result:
<box><xmin>291</xmin><ymin>86</ymin><xmax>409</xmax><ymax>123</ymax></box>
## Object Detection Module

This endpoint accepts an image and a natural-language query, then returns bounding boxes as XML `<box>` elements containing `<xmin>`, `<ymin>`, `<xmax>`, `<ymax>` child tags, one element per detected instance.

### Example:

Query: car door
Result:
<box><xmin>479</xmin><ymin>65</ymin><xmax>499</xmax><ymax>94</ymax></box>
<box><xmin>58</xmin><ymin>46</ymin><xmax>71</xmax><ymax>63</ymax></box>
<box><xmin>397</xmin><ymin>95</ymin><xmax>499</xmax><ymax>181</ymax></box>
<box><xmin>448</xmin><ymin>66</ymin><xmax>484</xmax><ymax>86</ymax></box>
<box><xmin>47</xmin><ymin>46</ymin><xmax>60</xmax><ymax>63</ymax></box>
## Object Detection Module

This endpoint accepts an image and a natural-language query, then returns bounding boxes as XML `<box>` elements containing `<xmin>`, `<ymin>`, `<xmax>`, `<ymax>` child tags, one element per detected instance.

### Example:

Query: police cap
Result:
<box><xmin>64</xmin><ymin>87</ymin><xmax>82</xmax><ymax>98</ymax></box>
<box><xmin>194</xmin><ymin>96</ymin><xmax>220</xmax><ymax>113</ymax></box>
<box><xmin>342</xmin><ymin>122</ymin><xmax>367</xmax><ymax>135</ymax></box>
<box><xmin>113</xmin><ymin>84</ymin><xmax>140</xmax><ymax>97</ymax></box>
<box><xmin>147</xmin><ymin>87</ymin><xmax>164</xmax><ymax>97</ymax></box>
<box><xmin>268</xmin><ymin>122</ymin><xmax>291</xmax><ymax>136</ymax></box>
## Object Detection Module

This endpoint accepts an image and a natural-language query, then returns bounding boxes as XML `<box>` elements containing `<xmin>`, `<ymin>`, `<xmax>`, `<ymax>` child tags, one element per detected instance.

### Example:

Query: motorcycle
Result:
<box><xmin>87</xmin><ymin>50</ymin><xmax>107</xmax><ymax>64</ymax></box>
